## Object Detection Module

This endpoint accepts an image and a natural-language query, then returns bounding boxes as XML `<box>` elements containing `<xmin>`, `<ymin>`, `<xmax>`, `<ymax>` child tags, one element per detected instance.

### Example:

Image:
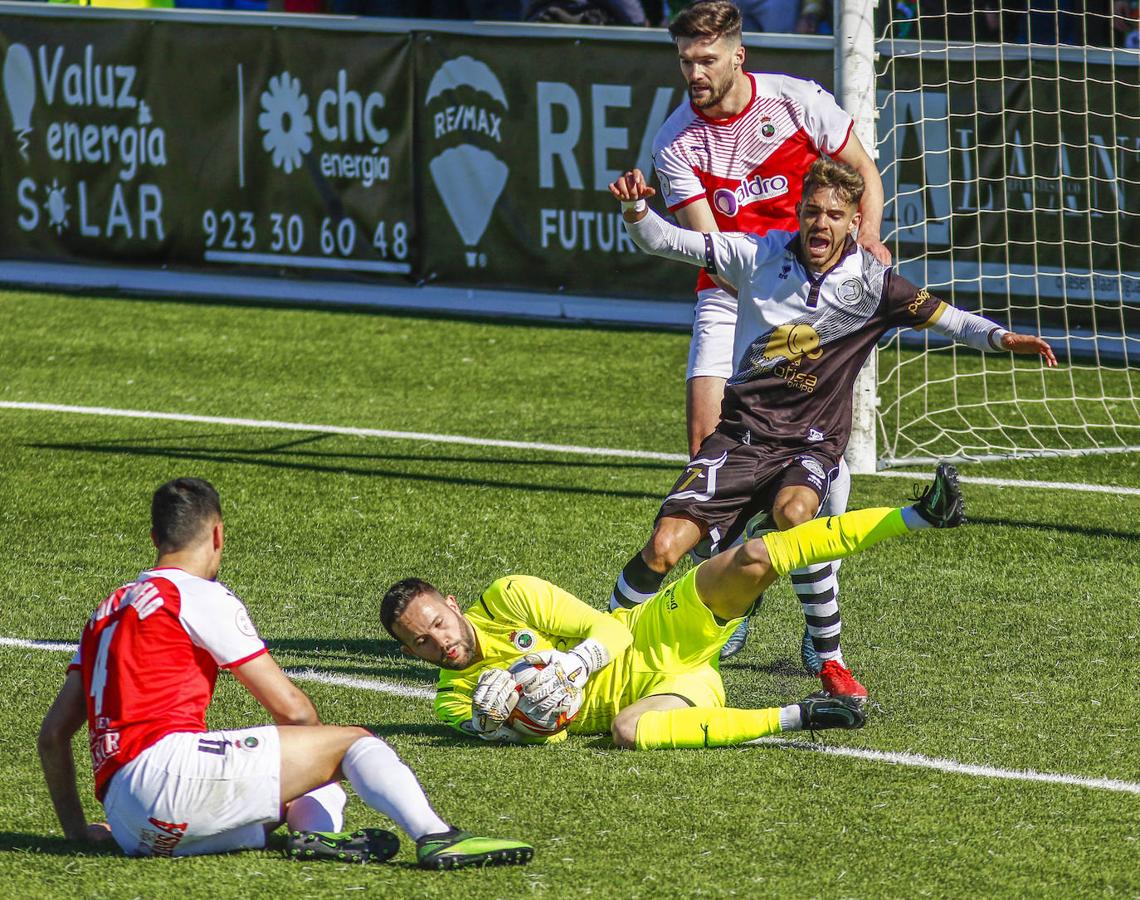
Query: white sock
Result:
<box><xmin>901</xmin><ymin>506</ymin><xmax>933</xmax><ymax>530</ymax></box>
<box><xmin>286</xmin><ymin>782</ymin><xmax>346</xmax><ymax>833</ymax></box>
<box><xmin>779</xmin><ymin>705</ymin><xmax>803</xmax><ymax>731</ymax></box>
<box><xmin>341</xmin><ymin>736</ymin><xmax>449</xmax><ymax>840</ymax></box>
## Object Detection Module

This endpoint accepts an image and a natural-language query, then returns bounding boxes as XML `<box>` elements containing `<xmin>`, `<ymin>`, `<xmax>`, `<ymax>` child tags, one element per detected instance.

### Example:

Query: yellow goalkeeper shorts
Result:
<box><xmin>616</xmin><ymin>566</ymin><xmax>743</xmax><ymax>708</ymax></box>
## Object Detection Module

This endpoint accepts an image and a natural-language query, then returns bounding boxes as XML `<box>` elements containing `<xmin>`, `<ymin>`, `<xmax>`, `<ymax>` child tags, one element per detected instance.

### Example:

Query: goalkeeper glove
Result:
<box><xmin>470</xmin><ymin>667</ymin><xmax>518</xmax><ymax>734</ymax></box>
<box><xmin>515</xmin><ymin>639</ymin><xmax>610</xmax><ymax>702</ymax></box>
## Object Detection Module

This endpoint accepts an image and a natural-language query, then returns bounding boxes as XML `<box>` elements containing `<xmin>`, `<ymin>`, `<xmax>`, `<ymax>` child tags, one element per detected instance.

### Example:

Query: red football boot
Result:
<box><xmin>818</xmin><ymin>659</ymin><xmax>868</xmax><ymax>700</ymax></box>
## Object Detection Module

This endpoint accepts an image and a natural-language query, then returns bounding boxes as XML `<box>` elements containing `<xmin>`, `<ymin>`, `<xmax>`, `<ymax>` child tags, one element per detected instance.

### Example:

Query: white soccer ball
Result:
<box><xmin>504</xmin><ymin>657</ymin><xmax>582</xmax><ymax>738</ymax></box>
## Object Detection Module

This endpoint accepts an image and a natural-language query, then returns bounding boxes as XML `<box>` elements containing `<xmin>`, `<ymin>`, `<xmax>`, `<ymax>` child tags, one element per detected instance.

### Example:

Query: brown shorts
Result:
<box><xmin>656</xmin><ymin>429</ymin><xmax>840</xmax><ymax>550</ymax></box>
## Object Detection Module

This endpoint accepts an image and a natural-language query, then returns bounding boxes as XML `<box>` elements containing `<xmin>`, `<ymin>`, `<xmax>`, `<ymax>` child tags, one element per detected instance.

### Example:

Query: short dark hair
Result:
<box><xmin>668</xmin><ymin>0</ymin><xmax>742</xmax><ymax>43</ymax></box>
<box><xmin>802</xmin><ymin>157</ymin><xmax>865</xmax><ymax>208</ymax></box>
<box><xmin>380</xmin><ymin>578</ymin><xmax>438</xmax><ymax>641</ymax></box>
<box><xmin>151</xmin><ymin>477</ymin><xmax>222</xmax><ymax>553</ymax></box>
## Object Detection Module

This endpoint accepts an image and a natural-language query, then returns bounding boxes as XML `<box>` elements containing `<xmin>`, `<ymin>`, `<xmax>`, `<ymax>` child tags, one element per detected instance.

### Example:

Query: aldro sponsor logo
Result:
<box><xmin>5</xmin><ymin>42</ymin><xmax>168</xmax><ymax>241</ymax></box>
<box><xmin>256</xmin><ymin>69</ymin><xmax>392</xmax><ymax>186</ymax></box>
<box><xmin>711</xmin><ymin>173</ymin><xmax>789</xmax><ymax>217</ymax></box>
<box><xmin>423</xmin><ymin>56</ymin><xmax>509</xmax><ymax>268</ymax></box>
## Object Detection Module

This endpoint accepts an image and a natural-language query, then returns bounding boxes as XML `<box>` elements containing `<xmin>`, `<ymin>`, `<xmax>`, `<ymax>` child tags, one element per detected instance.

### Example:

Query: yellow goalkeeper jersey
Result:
<box><xmin>435</xmin><ymin>575</ymin><xmax>635</xmax><ymax>738</ymax></box>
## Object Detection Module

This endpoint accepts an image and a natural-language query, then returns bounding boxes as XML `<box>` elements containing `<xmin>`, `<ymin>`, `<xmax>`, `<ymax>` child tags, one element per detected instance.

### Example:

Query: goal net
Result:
<box><xmin>871</xmin><ymin>2</ymin><xmax>1139</xmax><ymax>466</ymax></box>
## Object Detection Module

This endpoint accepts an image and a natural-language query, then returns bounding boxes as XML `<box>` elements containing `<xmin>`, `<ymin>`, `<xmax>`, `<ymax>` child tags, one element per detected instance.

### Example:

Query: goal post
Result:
<box><xmin>837</xmin><ymin>0</ymin><xmax>880</xmax><ymax>475</ymax></box>
<box><xmin>842</xmin><ymin>0</ymin><xmax>1139</xmax><ymax>469</ymax></box>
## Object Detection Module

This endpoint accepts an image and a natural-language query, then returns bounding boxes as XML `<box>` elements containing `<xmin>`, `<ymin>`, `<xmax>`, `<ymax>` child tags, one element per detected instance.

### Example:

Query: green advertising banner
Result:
<box><xmin>414</xmin><ymin>32</ymin><xmax>832</xmax><ymax>301</ymax></box>
<box><xmin>0</xmin><ymin>16</ymin><xmax>415</xmax><ymax>279</ymax></box>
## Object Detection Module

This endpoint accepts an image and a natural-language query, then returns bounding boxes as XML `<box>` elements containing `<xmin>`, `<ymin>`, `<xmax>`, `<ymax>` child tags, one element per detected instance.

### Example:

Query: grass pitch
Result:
<box><xmin>1</xmin><ymin>289</ymin><xmax>1138</xmax><ymax>898</ymax></box>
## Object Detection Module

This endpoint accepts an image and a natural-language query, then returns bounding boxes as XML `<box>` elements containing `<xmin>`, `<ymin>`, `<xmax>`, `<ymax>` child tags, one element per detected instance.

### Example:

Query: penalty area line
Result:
<box><xmin>752</xmin><ymin>737</ymin><xmax>1140</xmax><ymax>796</ymax></box>
<box><xmin>3</xmin><ymin>400</ymin><xmax>1138</xmax><ymax>494</ymax></box>
<box><xmin>5</xmin><ymin>634</ymin><xmax>1138</xmax><ymax>796</ymax></box>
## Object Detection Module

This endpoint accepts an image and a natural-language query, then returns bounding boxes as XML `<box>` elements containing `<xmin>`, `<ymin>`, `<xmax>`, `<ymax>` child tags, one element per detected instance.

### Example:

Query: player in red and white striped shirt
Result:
<box><xmin>38</xmin><ymin>477</ymin><xmax>532</xmax><ymax>869</ymax></box>
<box><xmin>612</xmin><ymin>1</ymin><xmax>889</xmax><ymax>691</ymax></box>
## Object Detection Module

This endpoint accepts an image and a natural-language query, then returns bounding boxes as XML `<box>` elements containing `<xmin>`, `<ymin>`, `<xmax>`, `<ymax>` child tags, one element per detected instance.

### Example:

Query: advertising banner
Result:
<box><xmin>414</xmin><ymin>32</ymin><xmax>832</xmax><ymax>300</ymax></box>
<box><xmin>879</xmin><ymin>54</ymin><xmax>1139</xmax><ymax>319</ymax></box>
<box><xmin>0</xmin><ymin>17</ymin><xmax>415</xmax><ymax>280</ymax></box>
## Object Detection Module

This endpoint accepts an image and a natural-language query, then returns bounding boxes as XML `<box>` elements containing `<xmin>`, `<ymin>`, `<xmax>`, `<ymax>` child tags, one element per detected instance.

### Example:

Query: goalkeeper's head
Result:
<box><xmin>796</xmin><ymin>157</ymin><xmax>865</xmax><ymax>273</ymax></box>
<box><xmin>381</xmin><ymin>578</ymin><xmax>480</xmax><ymax>670</ymax></box>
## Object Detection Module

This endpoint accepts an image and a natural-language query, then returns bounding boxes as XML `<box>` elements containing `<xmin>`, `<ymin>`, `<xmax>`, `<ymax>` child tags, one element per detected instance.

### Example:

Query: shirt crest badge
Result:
<box><xmin>510</xmin><ymin>629</ymin><xmax>537</xmax><ymax>651</ymax></box>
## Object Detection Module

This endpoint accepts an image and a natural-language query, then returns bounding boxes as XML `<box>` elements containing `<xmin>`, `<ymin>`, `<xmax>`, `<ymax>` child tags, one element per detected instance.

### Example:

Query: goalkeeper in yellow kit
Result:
<box><xmin>381</xmin><ymin>465</ymin><xmax>965</xmax><ymax>749</ymax></box>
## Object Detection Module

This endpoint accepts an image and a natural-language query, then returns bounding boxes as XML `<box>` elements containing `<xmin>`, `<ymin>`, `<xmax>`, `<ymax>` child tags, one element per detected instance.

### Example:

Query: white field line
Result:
<box><xmin>5</xmin><ymin>635</ymin><xmax>1138</xmax><ymax>796</ymax></box>
<box><xmin>3</xmin><ymin>400</ymin><xmax>1138</xmax><ymax>495</ymax></box>
<box><xmin>0</xmin><ymin>401</ymin><xmax>688</xmax><ymax>463</ymax></box>
<box><xmin>875</xmin><ymin>469</ymin><xmax>1140</xmax><ymax>497</ymax></box>
<box><xmin>286</xmin><ymin>667</ymin><xmax>435</xmax><ymax>700</ymax></box>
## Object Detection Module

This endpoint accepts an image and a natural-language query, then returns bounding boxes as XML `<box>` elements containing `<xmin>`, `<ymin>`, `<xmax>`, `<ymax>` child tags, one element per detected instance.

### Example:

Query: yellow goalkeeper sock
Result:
<box><xmin>634</xmin><ymin>706</ymin><xmax>784</xmax><ymax>750</ymax></box>
<box><xmin>761</xmin><ymin>507</ymin><xmax>909</xmax><ymax>577</ymax></box>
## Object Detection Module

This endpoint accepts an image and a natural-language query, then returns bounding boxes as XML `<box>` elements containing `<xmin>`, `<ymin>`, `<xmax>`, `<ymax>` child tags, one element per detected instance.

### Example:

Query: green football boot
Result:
<box><xmin>416</xmin><ymin>828</ymin><xmax>534</xmax><ymax>870</ymax></box>
<box><xmin>284</xmin><ymin>828</ymin><xmax>400</xmax><ymax>864</ymax></box>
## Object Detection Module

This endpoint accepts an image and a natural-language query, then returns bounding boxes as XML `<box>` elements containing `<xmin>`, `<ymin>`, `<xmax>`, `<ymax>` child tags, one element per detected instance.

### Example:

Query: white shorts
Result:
<box><xmin>686</xmin><ymin>288</ymin><xmax>739</xmax><ymax>380</ymax></box>
<box><xmin>103</xmin><ymin>725</ymin><xmax>282</xmax><ymax>858</ymax></box>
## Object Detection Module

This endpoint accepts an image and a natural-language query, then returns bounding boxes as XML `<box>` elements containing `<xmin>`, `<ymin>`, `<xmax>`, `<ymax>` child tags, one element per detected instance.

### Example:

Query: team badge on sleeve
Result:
<box><xmin>235</xmin><ymin>608</ymin><xmax>257</xmax><ymax>638</ymax></box>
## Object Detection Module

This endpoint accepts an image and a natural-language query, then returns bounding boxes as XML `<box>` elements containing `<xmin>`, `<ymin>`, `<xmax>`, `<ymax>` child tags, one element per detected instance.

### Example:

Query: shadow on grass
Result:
<box><xmin>270</xmin><ymin>638</ymin><xmax>437</xmax><ymax>684</ymax></box>
<box><xmin>720</xmin><ymin>655</ymin><xmax>816</xmax><ymax>679</ymax></box>
<box><xmin>0</xmin><ymin>832</ymin><xmax>121</xmax><ymax>856</ymax></box>
<box><xmin>29</xmin><ymin>440</ymin><xmax>673</xmax><ymax>502</ymax></box>
<box><xmin>968</xmin><ymin>515</ymin><xmax>1139</xmax><ymax>541</ymax></box>
<box><xmin>54</xmin><ymin>431</ymin><xmax>682</xmax><ymax>472</ymax></box>
<box><xmin>363</xmin><ymin>722</ymin><xmax>475</xmax><ymax>747</ymax></box>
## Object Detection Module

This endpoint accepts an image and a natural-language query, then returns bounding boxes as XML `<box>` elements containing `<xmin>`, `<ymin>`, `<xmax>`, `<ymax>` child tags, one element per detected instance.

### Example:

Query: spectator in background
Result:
<box><xmin>795</xmin><ymin>0</ymin><xmax>827</xmax><ymax>33</ymax></box>
<box><xmin>1115</xmin><ymin>0</ymin><xmax>1139</xmax><ymax>46</ymax></box>
<box><xmin>732</xmin><ymin>0</ymin><xmax>798</xmax><ymax>32</ymax></box>
<box><xmin>525</xmin><ymin>0</ymin><xmax>655</xmax><ymax>24</ymax></box>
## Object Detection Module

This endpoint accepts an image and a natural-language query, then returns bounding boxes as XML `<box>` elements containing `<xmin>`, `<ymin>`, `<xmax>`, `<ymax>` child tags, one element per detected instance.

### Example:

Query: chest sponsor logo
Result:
<box><xmin>510</xmin><ymin>629</ymin><xmax>536</xmax><ymax>651</ymax></box>
<box><xmin>762</xmin><ymin>322</ymin><xmax>823</xmax><ymax>362</ymax></box>
<box><xmin>711</xmin><ymin>173</ymin><xmax>789</xmax><ymax>217</ymax></box>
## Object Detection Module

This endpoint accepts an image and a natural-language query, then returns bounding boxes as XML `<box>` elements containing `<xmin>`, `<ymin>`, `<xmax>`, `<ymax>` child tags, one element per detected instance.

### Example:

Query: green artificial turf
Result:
<box><xmin>1</xmin><ymin>290</ymin><xmax>1137</xmax><ymax>898</ymax></box>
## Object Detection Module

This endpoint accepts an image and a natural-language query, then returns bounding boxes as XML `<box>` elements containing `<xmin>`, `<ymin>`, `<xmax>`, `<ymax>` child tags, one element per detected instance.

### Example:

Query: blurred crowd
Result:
<box><xmin>31</xmin><ymin>0</ymin><xmax>1140</xmax><ymax>48</ymax></box>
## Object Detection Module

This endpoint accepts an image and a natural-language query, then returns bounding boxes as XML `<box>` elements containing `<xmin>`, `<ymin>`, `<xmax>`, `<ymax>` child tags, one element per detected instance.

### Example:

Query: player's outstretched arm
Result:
<box><xmin>1000</xmin><ymin>331</ymin><xmax>1058</xmax><ymax>367</ymax></box>
<box><xmin>923</xmin><ymin>303</ymin><xmax>1058</xmax><ymax>368</ymax></box>
<box><xmin>608</xmin><ymin>168</ymin><xmax>725</xmax><ymax>269</ymax></box>
<box><xmin>232</xmin><ymin>653</ymin><xmax>321</xmax><ymax>726</ymax></box>
<box><xmin>38</xmin><ymin>670</ymin><xmax>111</xmax><ymax>844</ymax></box>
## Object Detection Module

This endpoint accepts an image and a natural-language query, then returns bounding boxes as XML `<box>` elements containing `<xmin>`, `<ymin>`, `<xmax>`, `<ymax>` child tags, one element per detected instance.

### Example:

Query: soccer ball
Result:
<box><xmin>504</xmin><ymin>657</ymin><xmax>582</xmax><ymax>739</ymax></box>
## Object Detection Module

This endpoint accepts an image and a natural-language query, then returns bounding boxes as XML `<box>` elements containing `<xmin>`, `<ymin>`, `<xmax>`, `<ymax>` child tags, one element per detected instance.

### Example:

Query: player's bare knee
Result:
<box><xmin>337</xmin><ymin>725</ymin><xmax>372</xmax><ymax>749</ymax></box>
<box><xmin>773</xmin><ymin>495</ymin><xmax>815</xmax><ymax>528</ymax></box>
<box><xmin>644</xmin><ymin>525</ymin><xmax>690</xmax><ymax>572</ymax></box>
<box><xmin>611</xmin><ymin>713</ymin><xmax>639</xmax><ymax>750</ymax></box>
<box><xmin>736</xmin><ymin>535</ymin><xmax>772</xmax><ymax>570</ymax></box>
